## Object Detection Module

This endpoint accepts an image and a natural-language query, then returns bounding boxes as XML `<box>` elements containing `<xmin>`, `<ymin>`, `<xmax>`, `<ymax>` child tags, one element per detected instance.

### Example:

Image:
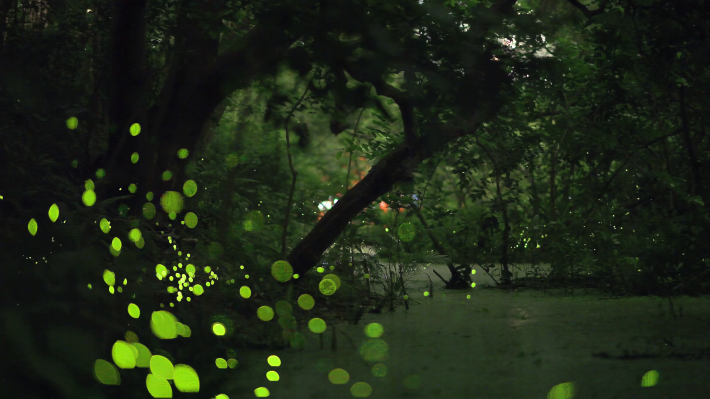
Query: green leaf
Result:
<box><xmin>373</xmin><ymin>120</ymin><xmax>389</xmax><ymax>129</ymax></box>
<box><xmin>690</xmin><ymin>196</ymin><xmax>704</xmax><ymax>206</ymax></box>
<box><xmin>335</xmin><ymin>151</ymin><xmax>342</xmax><ymax>159</ymax></box>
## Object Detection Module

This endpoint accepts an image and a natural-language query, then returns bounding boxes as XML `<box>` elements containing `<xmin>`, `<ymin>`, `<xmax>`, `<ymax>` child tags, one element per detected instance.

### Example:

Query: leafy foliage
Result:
<box><xmin>4</xmin><ymin>0</ymin><xmax>710</xmax><ymax>397</ymax></box>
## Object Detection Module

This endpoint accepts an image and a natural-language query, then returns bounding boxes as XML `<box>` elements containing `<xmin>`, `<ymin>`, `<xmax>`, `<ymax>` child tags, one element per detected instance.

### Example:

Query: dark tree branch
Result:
<box><xmin>102</xmin><ymin>22</ymin><xmax>299</xmax><ymax>200</ymax></box>
<box><xmin>106</xmin><ymin>0</ymin><xmax>148</xmax><ymax>176</ymax></box>
<box><xmin>565</xmin><ymin>0</ymin><xmax>609</xmax><ymax>18</ymax></box>
<box><xmin>287</xmin><ymin>101</ymin><xmax>497</xmax><ymax>279</ymax></box>
<box><xmin>139</xmin><ymin>0</ymin><xmax>224</xmax><ymax>192</ymax></box>
<box><xmin>576</xmin><ymin>128</ymin><xmax>685</xmax><ymax>234</ymax></box>
<box><xmin>345</xmin><ymin>87</ymin><xmax>372</xmax><ymax>191</ymax></box>
<box><xmin>287</xmin><ymin>139</ymin><xmax>419</xmax><ymax>278</ymax></box>
<box><xmin>281</xmin><ymin>84</ymin><xmax>311</xmax><ymax>259</ymax></box>
<box><xmin>679</xmin><ymin>86</ymin><xmax>705</xmax><ymax>203</ymax></box>
<box><xmin>108</xmin><ymin>0</ymin><xmax>512</xmax><ymax>281</ymax></box>
<box><xmin>342</xmin><ymin>63</ymin><xmax>417</xmax><ymax>145</ymax></box>
<box><xmin>490</xmin><ymin>0</ymin><xmax>520</xmax><ymax>14</ymax></box>
<box><xmin>0</xmin><ymin>0</ymin><xmax>12</xmax><ymax>56</ymax></box>
<box><xmin>410</xmin><ymin>205</ymin><xmax>473</xmax><ymax>288</ymax></box>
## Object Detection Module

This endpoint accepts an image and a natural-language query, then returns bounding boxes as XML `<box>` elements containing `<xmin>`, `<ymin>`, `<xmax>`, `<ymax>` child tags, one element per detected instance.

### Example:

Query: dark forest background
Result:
<box><xmin>1</xmin><ymin>0</ymin><xmax>710</xmax><ymax>397</ymax></box>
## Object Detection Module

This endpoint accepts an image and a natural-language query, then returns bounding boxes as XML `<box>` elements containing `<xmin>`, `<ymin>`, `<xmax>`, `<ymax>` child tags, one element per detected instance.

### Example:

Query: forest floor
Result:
<box><xmin>219</xmin><ymin>263</ymin><xmax>710</xmax><ymax>399</ymax></box>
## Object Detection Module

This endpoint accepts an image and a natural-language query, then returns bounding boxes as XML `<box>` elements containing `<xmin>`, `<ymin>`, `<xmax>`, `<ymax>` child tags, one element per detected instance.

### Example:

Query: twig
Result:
<box><xmin>344</xmin><ymin>84</ymin><xmax>373</xmax><ymax>192</ymax></box>
<box><xmin>417</xmin><ymin>149</ymin><xmax>450</xmax><ymax>212</ymax></box>
<box><xmin>478</xmin><ymin>263</ymin><xmax>500</xmax><ymax>286</ymax></box>
<box><xmin>394</xmin><ymin>209</ymin><xmax>410</xmax><ymax>310</ymax></box>
<box><xmin>281</xmin><ymin>83</ymin><xmax>311</xmax><ymax>258</ymax></box>
<box><xmin>339</xmin><ymin>329</ymin><xmax>357</xmax><ymax>350</ymax></box>
<box><xmin>331</xmin><ymin>322</ymin><xmax>337</xmax><ymax>351</ymax></box>
<box><xmin>431</xmin><ymin>268</ymin><xmax>449</xmax><ymax>285</ymax></box>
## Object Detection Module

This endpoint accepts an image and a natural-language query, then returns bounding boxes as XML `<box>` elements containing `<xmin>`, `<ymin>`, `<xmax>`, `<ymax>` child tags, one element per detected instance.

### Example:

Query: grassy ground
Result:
<box><xmin>219</xmin><ymin>262</ymin><xmax>710</xmax><ymax>398</ymax></box>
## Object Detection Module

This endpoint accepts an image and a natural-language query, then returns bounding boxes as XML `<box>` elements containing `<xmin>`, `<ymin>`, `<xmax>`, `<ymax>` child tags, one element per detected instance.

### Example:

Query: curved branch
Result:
<box><xmin>565</xmin><ymin>0</ymin><xmax>608</xmax><ymax>18</ymax></box>
<box><xmin>284</xmin><ymin>0</ymin><xmax>517</xmax><ymax>280</ymax></box>
<box><xmin>103</xmin><ymin>23</ymin><xmax>299</xmax><ymax>202</ymax></box>
<box><xmin>341</xmin><ymin>63</ymin><xmax>417</xmax><ymax>145</ymax></box>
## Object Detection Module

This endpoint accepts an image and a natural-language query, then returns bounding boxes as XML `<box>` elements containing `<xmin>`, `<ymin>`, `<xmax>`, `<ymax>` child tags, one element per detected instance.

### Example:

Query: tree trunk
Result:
<box><xmin>561</xmin><ymin>162</ymin><xmax>575</xmax><ymax>213</ymax></box>
<box><xmin>475</xmin><ymin>138</ymin><xmax>512</xmax><ymax>285</ymax></box>
<box><xmin>288</xmin><ymin>108</ymin><xmax>496</xmax><ymax>279</ymax></box>
<box><xmin>501</xmin><ymin>201</ymin><xmax>511</xmax><ymax>283</ymax></box>
<box><xmin>679</xmin><ymin>87</ymin><xmax>707</xmax><ymax>210</ymax></box>
<box><xmin>94</xmin><ymin>0</ymin><xmax>513</xmax><ymax>283</ymax></box>
<box><xmin>0</xmin><ymin>0</ymin><xmax>13</xmax><ymax>56</ymax></box>
<box><xmin>410</xmin><ymin>205</ymin><xmax>471</xmax><ymax>289</ymax></box>
<box><xmin>549</xmin><ymin>149</ymin><xmax>557</xmax><ymax>222</ymax></box>
<box><xmin>98</xmin><ymin>3</ymin><xmax>297</xmax><ymax>209</ymax></box>
<box><xmin>195</xmin><ymin>98</ymin><xmax>229</xmax><ymax>155</ymax></box>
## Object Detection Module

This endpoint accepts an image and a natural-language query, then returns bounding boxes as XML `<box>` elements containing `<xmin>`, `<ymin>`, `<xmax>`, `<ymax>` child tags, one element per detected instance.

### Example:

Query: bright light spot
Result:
<box><xmin>317</xmin><ymin>197</ymin><xmax>337</xmax><ymax>211</ymax></box>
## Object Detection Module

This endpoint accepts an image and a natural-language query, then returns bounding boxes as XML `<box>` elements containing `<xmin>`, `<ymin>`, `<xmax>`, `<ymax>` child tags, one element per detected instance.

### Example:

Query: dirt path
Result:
<box><xmin>220</xmin><ymin>263</ymin><xmax>710</xmax><ymax>398</ymax></box>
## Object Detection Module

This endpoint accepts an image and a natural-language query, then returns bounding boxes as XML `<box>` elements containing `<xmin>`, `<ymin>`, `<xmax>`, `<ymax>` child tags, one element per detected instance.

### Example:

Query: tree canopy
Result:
<box><xmin>2</xmin><ymin>0</ymin><xmax>710</xmax><ymax>395</ymax></box>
